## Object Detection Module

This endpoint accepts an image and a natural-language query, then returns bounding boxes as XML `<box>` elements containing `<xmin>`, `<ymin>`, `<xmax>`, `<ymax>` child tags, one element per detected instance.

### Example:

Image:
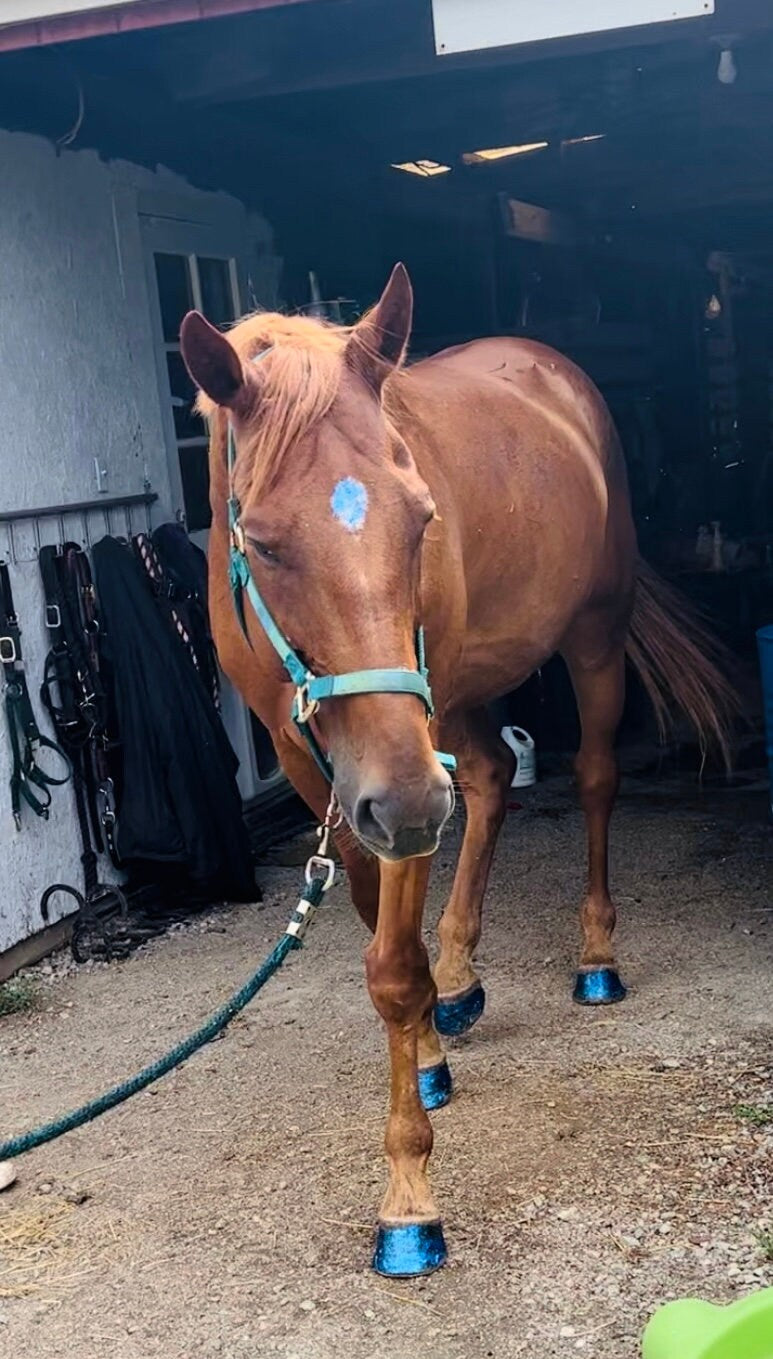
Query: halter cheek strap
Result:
<box><xmin>225</xmin><ymin>355</ymin><xmax>455</xmax><ymax>783</ymax></box>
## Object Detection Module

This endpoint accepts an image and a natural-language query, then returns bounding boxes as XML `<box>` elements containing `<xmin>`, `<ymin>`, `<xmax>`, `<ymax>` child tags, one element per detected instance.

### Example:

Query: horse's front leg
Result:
<box><xmin>434</xmin><ymin>709</ymin><xmax>515</xmax><ymax>1035</ymax></box>
<box><xmin>366</xmin><ymin>855</ymin><xmax>448</xmax><ymax>1277</ymax></box>
<box><xmin>276</xmin><ymin>728</ymin><xmax>450</xmax><ymax>1110</ymax></box>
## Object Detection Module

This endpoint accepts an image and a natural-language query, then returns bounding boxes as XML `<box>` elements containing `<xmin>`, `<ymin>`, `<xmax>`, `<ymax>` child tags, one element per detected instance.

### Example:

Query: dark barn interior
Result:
<box><xmin>3</xmin><ymin>10</ymin><xmax>773</xmax><ymax>1335</ymax></box>
<box><xmin>3</xmin><ymin>0</ymin><xmax>771</xmax><ymax>761</ymax></box>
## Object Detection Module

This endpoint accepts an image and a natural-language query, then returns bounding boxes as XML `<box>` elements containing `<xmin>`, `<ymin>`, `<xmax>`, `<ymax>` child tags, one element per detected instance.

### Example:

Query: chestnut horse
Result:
<box><xmin>180</xmin><ymin>264</ymin><xmax>734</xmax><ymax>1277</ymax></box>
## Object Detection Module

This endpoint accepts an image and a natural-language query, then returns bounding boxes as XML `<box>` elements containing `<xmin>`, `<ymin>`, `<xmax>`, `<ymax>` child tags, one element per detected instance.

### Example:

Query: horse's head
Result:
<box><xmin>180</xmin><ymin>264</ymin><xmax>453</xmax><ymax>860</ymax></box>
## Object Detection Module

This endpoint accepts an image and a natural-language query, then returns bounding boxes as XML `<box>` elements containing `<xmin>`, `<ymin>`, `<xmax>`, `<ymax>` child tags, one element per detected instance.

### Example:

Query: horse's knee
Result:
<box><xmin>366</xmin><ymin>941</ymin><xmax>434</xmax><ymax>1026</ymax></box>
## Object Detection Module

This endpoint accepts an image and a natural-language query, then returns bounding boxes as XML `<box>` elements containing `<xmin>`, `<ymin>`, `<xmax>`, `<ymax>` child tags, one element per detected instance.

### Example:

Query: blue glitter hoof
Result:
<box><xmin>418</xmin><ymin>1059</ymin><xmax>453</xmax><ymax>1111</ymax></box>
<box><xmin>434</xmin><ymin>982</ymin><xmax>486</xmax><ymax>1036</ymax></box>
<box><xmin>573</xmin><ymin>967</ymin><xmax>627</xmax><ymax>1005</ymax></box>
<box><xmin>372</xmin><ymin>1220</ymin><xmax>447</xmax><ymax>1277</ymax></box>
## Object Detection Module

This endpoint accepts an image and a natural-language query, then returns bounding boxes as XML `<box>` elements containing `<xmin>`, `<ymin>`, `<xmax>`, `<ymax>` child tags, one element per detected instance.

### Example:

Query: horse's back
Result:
<box><xmin>398</xmin><ymin>334</ymin><xmax>636</xmax><ymax>695</ymax></box>
<box><xmin>413</xmin><ymin>336</ymin><xmax>615</xmax><ymax>464</ymax></box>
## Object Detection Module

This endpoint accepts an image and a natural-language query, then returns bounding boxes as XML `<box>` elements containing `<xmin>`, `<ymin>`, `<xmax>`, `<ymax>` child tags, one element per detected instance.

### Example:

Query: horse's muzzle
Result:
<box><xmin>351</xmin><ymin>773</ymin><xmax>454</xmax><ymax>860</ymax></box>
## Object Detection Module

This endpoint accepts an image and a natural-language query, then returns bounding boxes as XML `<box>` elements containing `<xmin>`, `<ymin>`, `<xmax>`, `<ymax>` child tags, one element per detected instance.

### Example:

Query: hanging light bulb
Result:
<box><xmin>705</xmin><ymin>294</ymin><xmax>722</xmax><ymax>320</ymax></box>
<box><xmin>717</xmin><ymin>48</ymin><xmax>737</xmax><ymax>84</ymax></box>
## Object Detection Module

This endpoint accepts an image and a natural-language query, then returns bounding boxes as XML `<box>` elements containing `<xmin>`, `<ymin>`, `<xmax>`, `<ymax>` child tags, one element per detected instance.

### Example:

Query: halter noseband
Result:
<box><xmin>225</xmin><ymin>353</ymin><xmax>455</xmax><ymax>783</ymax></box>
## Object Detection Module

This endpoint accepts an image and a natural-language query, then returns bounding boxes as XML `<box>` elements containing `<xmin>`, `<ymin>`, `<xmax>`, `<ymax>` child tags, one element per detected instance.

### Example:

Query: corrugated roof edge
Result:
<box><xmin>0</xmin><ymin>0</ymin><xmax>315</xmax><ymax>52</ymax></box>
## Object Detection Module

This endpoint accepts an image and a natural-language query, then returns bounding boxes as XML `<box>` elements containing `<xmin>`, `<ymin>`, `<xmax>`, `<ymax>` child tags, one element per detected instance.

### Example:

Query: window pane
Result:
<box><xmin>250</xmin><ymin>713</ymin><xmax>279</xmax><ymax>780</ymax></box>
<box><xmin>166</xmin><ymin>351</ymin><xmax>203</xmax><ymax>440</ymax></box>
<box><xmin>199</xmin><ymin>257</ymin><xmax>236</xmax><ymax>327</ymax></box>
<box><xmin>155</xmin><ymin>253</ymin><xmax>193</xmax><ymax>341</ymax></box>
<box><xmin>179</xmin><ymin>444</ymin><xmax>211</xmax><ymax>532</ymax></box>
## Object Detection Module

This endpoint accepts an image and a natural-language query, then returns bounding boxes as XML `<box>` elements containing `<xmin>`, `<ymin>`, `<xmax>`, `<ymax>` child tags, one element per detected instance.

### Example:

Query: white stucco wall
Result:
<box><xmin>0</xmin><ymin>128</ymin><xmax>279</xmax><ymax>956</ymax></box>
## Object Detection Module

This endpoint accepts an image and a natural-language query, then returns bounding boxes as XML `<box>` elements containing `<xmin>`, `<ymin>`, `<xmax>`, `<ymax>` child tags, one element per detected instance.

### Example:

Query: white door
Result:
<box><xmin>141</xmin><ymin>211</ymin><xmax>281</xmax><ymax>802</ymax></box>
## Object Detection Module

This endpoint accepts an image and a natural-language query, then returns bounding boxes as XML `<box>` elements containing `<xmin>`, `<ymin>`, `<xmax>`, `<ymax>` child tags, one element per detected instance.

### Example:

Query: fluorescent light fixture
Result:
<box><xmin>432</xmin><ymin>0</ymin><xmax>715</xmax><ymax>57</ymax></box>
<box><xmin>391</xmin><ymin>159</ymin><xmax>451</xmax><ymax>177</ymax></box>
<box><xmin>562</xmin><ymin>134</ymin><xmax>606</xmax><ymax>147</ymax></box>
<box><xmin>462</xmin><ymin>141</ymin><xmax>548</xmax><ymax>164</ymax></box>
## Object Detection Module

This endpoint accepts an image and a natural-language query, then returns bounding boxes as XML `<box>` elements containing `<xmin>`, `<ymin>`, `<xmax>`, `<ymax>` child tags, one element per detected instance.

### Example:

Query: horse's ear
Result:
<box><xmin>180</xmin><ymin>310</ymin><xmax>245</xmax><ymax>409</ymax></box>
<box><xmin>345</xmin><ymin>262</ymin><xmax>413</xmax><ymax>394</ymax></box>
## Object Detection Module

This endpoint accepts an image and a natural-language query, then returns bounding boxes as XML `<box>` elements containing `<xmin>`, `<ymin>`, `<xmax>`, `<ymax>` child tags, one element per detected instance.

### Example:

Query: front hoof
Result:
<box><xmin>434</xmin><ymin>982</ymin><xmax>486</xmax><ymax>1036</ymax></box>
<box><xmin>418</xmin><ymin>1058</ymin><xmax>453</xmax><ymax>1111</ymax></box>
<box><xmin>573</xmin><ymin>967</ymin><xmax>627</xmax><ymax>1005</ymax></box>
<box><xmin>372</xmin><ymin>1220</ymin><xmax>447</xmax><ymax>1277</ymax></box>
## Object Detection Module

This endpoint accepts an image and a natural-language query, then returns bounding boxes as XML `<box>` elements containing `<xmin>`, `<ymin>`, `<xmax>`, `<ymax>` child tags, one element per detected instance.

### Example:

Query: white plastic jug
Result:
<box><xmin>500</xmin><ymin>726</ymin><xmax>537</xmax><ymax>788</ymax></box>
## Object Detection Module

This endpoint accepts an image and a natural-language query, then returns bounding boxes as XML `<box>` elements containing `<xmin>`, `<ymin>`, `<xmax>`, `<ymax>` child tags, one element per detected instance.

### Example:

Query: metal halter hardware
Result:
<box><xmin>225</xmin><ymin>358</ymin><xmax>456</xmax><ymax>784</ymax></box>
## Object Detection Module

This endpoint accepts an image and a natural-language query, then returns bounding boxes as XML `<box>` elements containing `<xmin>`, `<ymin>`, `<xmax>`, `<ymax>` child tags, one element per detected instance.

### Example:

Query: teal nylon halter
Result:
<box><xmin>225</xmin><ymin>368</ymin><xmax>455</xmax><ymax>782</ymax></box>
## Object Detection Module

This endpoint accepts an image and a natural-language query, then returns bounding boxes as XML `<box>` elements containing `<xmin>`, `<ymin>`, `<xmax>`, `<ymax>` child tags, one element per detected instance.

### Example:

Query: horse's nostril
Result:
<box><xmin>353</xmin><ymin>794</ymin><xmax>394</xmax><ymax>848</ymax></box>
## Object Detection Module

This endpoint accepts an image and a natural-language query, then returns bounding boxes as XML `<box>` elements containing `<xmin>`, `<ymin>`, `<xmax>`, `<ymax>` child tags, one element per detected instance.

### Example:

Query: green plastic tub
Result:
<box><xmin>643</xmin><ymin>1289</ymin><xmax>773</xmax><ymax>1359</ymax></box>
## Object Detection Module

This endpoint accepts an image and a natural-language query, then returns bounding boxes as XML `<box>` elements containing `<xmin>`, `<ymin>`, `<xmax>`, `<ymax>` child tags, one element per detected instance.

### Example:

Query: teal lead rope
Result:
<box><xmin>0</xmin><ymin>874</ymin><xmax>329</xmax><ymax>1163</ymax></box>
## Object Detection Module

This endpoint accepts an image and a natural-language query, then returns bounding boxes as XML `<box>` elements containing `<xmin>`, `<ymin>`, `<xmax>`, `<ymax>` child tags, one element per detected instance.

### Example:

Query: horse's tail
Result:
<box><xmin>625</xmin><ymin>560</ymin><xmax>740</xmax><ymax>770</ymax></box>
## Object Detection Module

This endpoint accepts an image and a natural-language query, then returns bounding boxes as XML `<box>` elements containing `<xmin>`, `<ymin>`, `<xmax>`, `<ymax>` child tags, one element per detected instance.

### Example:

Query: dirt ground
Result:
<box><xmin>1</xmin><ymin>763</ymin><xmax>771</xmax><ymax>1359</ymax></box>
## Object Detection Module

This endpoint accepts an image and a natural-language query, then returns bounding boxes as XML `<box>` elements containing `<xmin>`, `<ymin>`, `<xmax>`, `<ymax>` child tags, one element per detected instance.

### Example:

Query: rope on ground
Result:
<box><xmin>0</xmin><ymin>876</ymin><xmax>327</xmax><ymax>1163</ymax></box>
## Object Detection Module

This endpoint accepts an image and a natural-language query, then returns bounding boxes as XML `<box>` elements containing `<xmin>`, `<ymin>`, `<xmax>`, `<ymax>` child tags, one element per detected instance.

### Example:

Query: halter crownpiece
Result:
<box><xmin>225</xmin><ymin>352</ymin><xmax>455</xmax><ymax>783</ymax></box>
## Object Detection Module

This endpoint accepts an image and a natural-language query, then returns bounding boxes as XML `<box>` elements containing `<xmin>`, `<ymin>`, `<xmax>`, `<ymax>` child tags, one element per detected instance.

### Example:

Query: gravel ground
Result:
<box><xmin>0</xmin><ymin>766</ymin><xmax>771</xmax><ymax>1359</ymax></box>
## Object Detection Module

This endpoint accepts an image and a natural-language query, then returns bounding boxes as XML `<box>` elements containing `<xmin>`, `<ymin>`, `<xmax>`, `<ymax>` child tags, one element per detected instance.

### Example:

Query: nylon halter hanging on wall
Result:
<box><xmin>225</xmin><ymin>351</ymin><xmax>456</xmax><ymax>782</ymax></box>
<box><xmin>0</xmin><ymin>560</ymin><xmax>70</xmax><ymax>829</ymax></box>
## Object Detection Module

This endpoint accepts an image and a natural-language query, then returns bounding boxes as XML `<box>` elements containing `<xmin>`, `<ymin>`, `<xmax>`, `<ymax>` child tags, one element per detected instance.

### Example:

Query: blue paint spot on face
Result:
<box><xmin>331</xmin><ymin>477</ymin><xmax>368</xmax><ymax>533</ymax></box>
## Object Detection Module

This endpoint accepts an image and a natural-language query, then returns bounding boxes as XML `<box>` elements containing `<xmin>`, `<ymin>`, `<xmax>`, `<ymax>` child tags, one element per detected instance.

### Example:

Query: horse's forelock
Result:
<box><xmin>197</xmin><ymin>310</ymin><xmax>354</xmax><ymax>494</ymax></box>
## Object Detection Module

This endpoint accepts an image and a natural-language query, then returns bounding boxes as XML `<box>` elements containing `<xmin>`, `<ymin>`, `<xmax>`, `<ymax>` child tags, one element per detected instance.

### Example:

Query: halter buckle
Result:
<box><xmin>97</xmin><ymin>778</ymin><xmax>116</xmax><ymax>825</ymax></box>
<box><xmin>231</xmin><ymin>520</ymin><xmax>246</xmax><ymax>556</ymax></box>
<box><xmin>0</xmin><ymin>636</ymin><xmax>17</xmax><ymax>664</ymax></box>
<box><xmin>295</xmin><ymin>682</ymin><xmax>319</xmax><ymax>725</ymax></box>
<box><xmin>45</xmin><ymin>604</ymin><xmax>61</xmax><ymax>629</ymax></box>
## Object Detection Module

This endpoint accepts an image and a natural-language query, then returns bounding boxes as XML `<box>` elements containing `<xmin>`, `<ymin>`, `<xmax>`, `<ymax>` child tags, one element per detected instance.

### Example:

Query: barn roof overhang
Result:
<box><xmin>0</xmin><ymin>0</ymin><xmax>318</xmax><ymax>52</ymax></box>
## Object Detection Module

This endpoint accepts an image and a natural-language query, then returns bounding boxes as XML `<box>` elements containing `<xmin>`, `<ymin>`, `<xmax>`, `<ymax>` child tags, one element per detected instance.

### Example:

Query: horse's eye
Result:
<box><xmin>250</xmin><ymin>538</ymin><xmax>280</xmax><ymax>565</ymax></box>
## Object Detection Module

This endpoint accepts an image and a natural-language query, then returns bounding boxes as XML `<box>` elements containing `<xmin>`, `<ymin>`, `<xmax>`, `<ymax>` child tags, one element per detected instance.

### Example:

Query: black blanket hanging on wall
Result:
<box><xmin>92</xmin><ymin>535</ymin><xmax>255</xmax><ymax>902</ymax></box>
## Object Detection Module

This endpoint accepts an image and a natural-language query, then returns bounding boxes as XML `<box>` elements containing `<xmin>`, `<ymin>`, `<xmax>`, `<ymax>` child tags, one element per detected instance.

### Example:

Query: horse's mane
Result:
<box><xmin>196</xmin><ymin>310</ymin><xmax>359</xmax><ymax>494</ymax></box>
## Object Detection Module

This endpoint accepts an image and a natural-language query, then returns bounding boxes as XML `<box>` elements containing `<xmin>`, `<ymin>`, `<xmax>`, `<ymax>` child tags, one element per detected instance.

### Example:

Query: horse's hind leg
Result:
<box><xmin>562</xmin><ymin>638</ymin><xmax>627</xmax><ymax>1005</ymax></box>
<box><xmin>433</xmin><ymin>708</ymin><xmax>515</xmax><ymax>1035</ymax></box>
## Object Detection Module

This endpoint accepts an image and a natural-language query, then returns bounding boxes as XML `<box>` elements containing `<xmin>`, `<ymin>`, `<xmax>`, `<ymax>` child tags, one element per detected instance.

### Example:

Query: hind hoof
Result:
<box><xmin>418</xmin><ymin>1059</ymin><xmax>453</xmax><ymax>1111</ymax></box>
<box><xmin>573</xmin><ymin>967</ymin><xmax>627</xmax><ymax>1005</ymax></box>
<box><xmin>434</xmin><ymin>982</ymin><xmax>486</xmax><ymax>1036</ymax></box>
<box><xmin>372</xmin><ymin>1220</ymin><xmax>447</xmax><ymax>1277</ymax></box>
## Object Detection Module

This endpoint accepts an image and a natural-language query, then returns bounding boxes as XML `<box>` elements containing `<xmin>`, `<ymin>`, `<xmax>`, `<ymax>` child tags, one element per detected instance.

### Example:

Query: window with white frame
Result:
<box><xmin>153</xmin><ymin>251</ymin><xmax>241</xmax><ymax>532</ymax></box>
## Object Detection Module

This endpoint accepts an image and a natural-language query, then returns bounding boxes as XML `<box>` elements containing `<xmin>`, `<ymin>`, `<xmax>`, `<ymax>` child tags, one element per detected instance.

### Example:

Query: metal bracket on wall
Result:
<box><xmin>0</xmin><ymin>490</ymin><xmax>158</xmax><ymax>564</ymax></box>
